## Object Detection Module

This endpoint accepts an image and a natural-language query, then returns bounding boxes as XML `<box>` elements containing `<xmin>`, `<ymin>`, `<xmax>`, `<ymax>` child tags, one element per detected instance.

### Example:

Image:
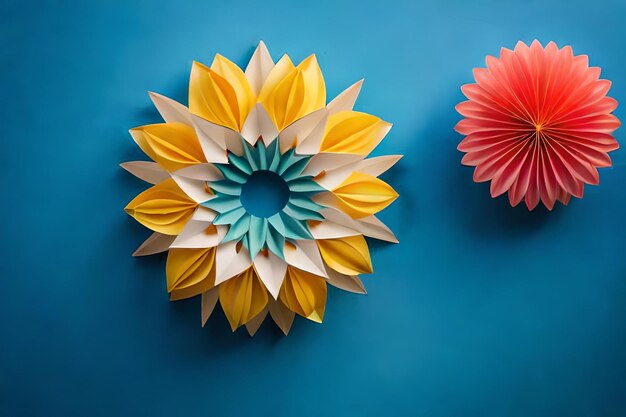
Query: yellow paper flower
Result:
<box><xmin>122</xmin><ymin>42</ymin><xmax>401</xmax><ymax>335</ymax></box>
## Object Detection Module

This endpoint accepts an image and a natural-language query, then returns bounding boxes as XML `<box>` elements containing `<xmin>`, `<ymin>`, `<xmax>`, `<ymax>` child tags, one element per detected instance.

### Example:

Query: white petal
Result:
<box><xmin>314</xmin><ymin>162</ymin><xmax>357</xmax><ymax>190</ymax></box>
<box><xmin>295</xmin><ymin>110</ymin><xmax>328</xmax><ymax>155</ymax></box>
<box><xmin>356</xmin><ymin>215</ymin><xmax>398</xmax><ymax>243</ymax></box>
<box><xmin>309</xmin><ymin>218</ymin><xmax>360</xmax><ymax>239</ymax></box>
<box><xmin>317</xmin><ymin>207</ymin><xmax>398</xmax><ymax>243</ymax></box>
<box><xmin>171</xmin><ymin>176</ymin><xmax>214</xmax><ymax>204</ymax></box>
<box><xmin>313</xmin><ymin>154</ymin><xmax>400</xmax><ymax>190</ymax></box>
<box><xmin>132</xmin><ymin>232</ymin><xmax>176</xmax><ymax>256</ymax></box>
<box><xmin>192</xmin><ymin>206</ymin><xmax>217</xmax><ymax>222</ymax></box>
<box><xmin>244</xmin><ymin>41</ymin><xmax>274</xmax><ymax>95</ymax></box>
<box><xmin>278</xmin><ymin>108</ymin><xmax>328</xmax><ymax>154</ymax></box>
<box><xmin>170</xmin><ymin>220</ymin><xmax>227</xmax><ymax>249</ymax></box>
<box><xmin>215</xmin><ymin>241</ymin><xmax>252</xmax><ymax>285</ymax></box>
<box><xmin>253</xmin><ymin>252</ymin><xmax>287</xmax><ymax>299</ymax></box>
<box><xmin>327</xmin><ymin>79</ymin><xmax>364</xmax><ymax>114</ymax></box>
<box><xmin>191</xmin><ymin>115</ymin><xmax>241</xmax><ymax>161</ymax></box>
<box><xmin>201</xmin><ymin>288</ymin><xmax>220</xmax><ymax>327</ymax></box>
<box><xmin>301</xmin><ymin>153</ymin><xmax>362</xmax><ymax>177</ymax></box>
<box><xmin>240</xmin><ymin>103</ymin><xmax>278</xmax><ymax>146</ymax></box>
<box><xmin>284</xmin><ymin>240</ymin><xmax>328</xmax><ymax>278</ymax></box>
<box><xmin>173</xmin><ymin>163</ymin><xmax>222</xmax><ymax>181</ymax></box>
<box><xmin>120</xmin><ymin>161</ymin><xmax>169</xmax><ymax>184</ymax></box>
<box><xmin>148</xmin><ymin>92</ymin><xmax>193</xmax><ymax>125</ymax></box>
<box><xmin>326</xmin><ymin>268</ymin><xmax>366</xmax><ymax>294</ymax></box>
<box><xmin>171</xmin><ymin>164</ymin><xmax>222</xmax><ymax>203</ymax></box>
<box><xmin>356</xmin><ymin>155</ymin><xmax>402</xmax><ymax>177</ymax></box>
<box><xmin>245</xmin><ymin>308</ymin><xmax>268</xmax><ymax>336</ymax></box>
<box><xmin>268</xmin><ymin>298</ymin><xmax>295</xmax><ymax>335</ymax></box>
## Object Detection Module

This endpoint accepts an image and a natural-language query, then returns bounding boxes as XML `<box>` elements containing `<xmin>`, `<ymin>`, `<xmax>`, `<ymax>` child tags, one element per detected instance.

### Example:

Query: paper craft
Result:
<box><xmin>123</xmin><ymin>42</ymin><xmax>401</xmax><ymax>335</ymax></box>
<box><xmin>455</xmin><ymin>40</ymin><xmax>620</xmax><ymax>210</ymax></box>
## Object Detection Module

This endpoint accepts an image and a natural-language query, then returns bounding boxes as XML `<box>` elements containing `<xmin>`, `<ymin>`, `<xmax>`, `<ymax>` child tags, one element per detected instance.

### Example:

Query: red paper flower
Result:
<box><xmin>455</xmin><ymin>40</ymin><xmax>620</xmax><ymax>210</ymax></box>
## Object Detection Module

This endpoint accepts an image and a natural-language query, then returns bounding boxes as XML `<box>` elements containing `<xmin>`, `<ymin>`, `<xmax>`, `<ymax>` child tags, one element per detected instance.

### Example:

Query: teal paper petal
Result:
<box><xmin>248</xmin><ymin>216</ymin><xmax>268</xmax><ymax>259</ymax></box>
<box><xmin>201</xmin><ymin>195</ymin><xmax>242</xmax><ymax>213</ymax></box>
<box><xmin>265</xmin><ymin>225</ymin><xmax>285</xmax><ymax>260</ymax></box>
<box><xmin>228</xmin><ymin>153</ymin><xmax>253</xmax><ymax>175</ymax></box>
<box><xmin>276</xmin><ymin>148</ymin><xmax>298</xmax><ymax>175</ymax></box>
<box><xmin>242</xmin><ymin>140</ymin><xmax>259</xmax><ymax>171</ymax></box>
<box><xmin>281</xmin><ymin>158</ymin><xmax>309</xmax><ymax>181</ymax></box>
<box><xmin>267</xmin><ymin>213</ymin><xmax>287</xmax><ymax>236</ymax></box>
<box><xmin>289</xmin><ymin>194</ymin><xmax>326</xmax><ymax>212</ymax></box>
<box><xmin>213</xmin><ymin>206</ymin><xmax>246</xmax><ymax>226</ymax></box>
<box><xmin>257</xmin><ymin>142</ymin><xmax>268</xmax><ymax>169</ymax></box>
<box><xmin>279</xmin><ymin>212</ymin><xmax>313</xmax><ymax>240</ymax></box>
<box><xmin>283</xmin><ymin>202</ymin><xmax>325</xmax><ymax>221</ymax></box>
<box><xmin>287</xmin><ymin>177</ymin><xmax>326</xmax><ymax>193</ymax></box>
<box><xmin>215</xmin><ymin>163</ymin><xmax>249</xmax><ymax>184</ymax></box>
<box><xmin>222</xmin><ymin>213</ymin><xmax>251</xmax><ymax>243</ymax></box>
<box><xmin>209</xmin><ymin>180</ymin><xmax>242</xmax><ymax>196</ymax></box>
<box><xmin>267</xmin><ymin>140</ymin><xmax>281</xmax><ymax>172</ymax></box>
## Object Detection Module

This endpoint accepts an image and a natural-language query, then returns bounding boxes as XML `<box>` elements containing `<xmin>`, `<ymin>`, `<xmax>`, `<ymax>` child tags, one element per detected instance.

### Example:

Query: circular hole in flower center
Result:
<box><xmin>240</xmin><ymin>170</ymin><xmax>290</xmax><ymax>218</ymax></box>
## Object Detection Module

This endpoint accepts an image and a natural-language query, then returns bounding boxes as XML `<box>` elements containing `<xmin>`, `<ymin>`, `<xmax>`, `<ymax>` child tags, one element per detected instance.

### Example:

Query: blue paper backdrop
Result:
<box><xmin>2</xmin><ymin>0</ymin><xmax>626</xmax><ymax>416</ymax></box>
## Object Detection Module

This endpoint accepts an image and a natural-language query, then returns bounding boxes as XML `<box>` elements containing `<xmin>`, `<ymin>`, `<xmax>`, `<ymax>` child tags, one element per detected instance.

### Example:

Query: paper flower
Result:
<box><xmin>122</xmin><ymin>42</ymin><xmax>401</xmax><ymax>335</ymax></box>
<box><xmin>455</xmin><ymin>40</ymin><xmax>620</xmax><ymax>210</ymax></box>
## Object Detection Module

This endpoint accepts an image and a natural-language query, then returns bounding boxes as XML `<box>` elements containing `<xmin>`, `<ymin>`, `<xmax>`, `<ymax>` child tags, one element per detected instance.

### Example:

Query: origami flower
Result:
<box><xmin>455</xmin><ymin>40</ymin><xmax>620</xmax><ymax>210</ymax></box>
<box><xmin>122</xmin><ymin>42</ymin><xmax>401</xmax><ymax>335</ymax></box>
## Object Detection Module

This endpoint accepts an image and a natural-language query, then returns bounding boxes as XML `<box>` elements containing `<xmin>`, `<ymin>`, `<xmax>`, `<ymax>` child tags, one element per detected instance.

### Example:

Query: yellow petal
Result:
<box><xmin>259</xmin><ymin>54</ymin><xmax>325</xmax><ymax>130</ymax></box>
<box><xmin>219</xmin><ymin>268</ymin><xmax>269</xmax><ymax>331</ymax></box>
<box><xmin>166</xmin><ymin>248</ymin><xmax>216</xmax><ymax>299</ymax></box>
<box><xmin>278</xmin><ymin>267</ymin><xmax>327</xmax><ymax>323</ymax></box>
<box><xmin>189</xmin><ymin>57</ymin><xmax>255</xmax><ymax>132</ymax></box>
<box><xmin>317</xmin><ymin>235</ymin><xmax>373</xmax><ymax>275</ymax></box>
<box><xmin>320</xmin><ymin>111</ymin><xmax>391</xmax><ymax>155</ymax></box>
<box><xmin>332</xmin><ymin>172</ymin><xmax>398</xmax><ymax>218</ymax></box>
<box><xmin>257</xmin><ymin>55</ymin><xmax>294</xmax><ymax>103</ymax></box>
<box><xmin>125</xmin><ymin>178</ymin><xmax>197</xmax><ymax>235</ymax></box>
<box><xmin>130</xmin><ymin>123</ymin><xmax>206</xmax><ymax>172</ymax></box>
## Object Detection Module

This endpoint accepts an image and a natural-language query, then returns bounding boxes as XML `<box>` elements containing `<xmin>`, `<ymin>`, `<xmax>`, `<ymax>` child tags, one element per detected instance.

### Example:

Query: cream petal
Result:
<box><xmin>327</xmin><ymin>79</ymin><xmax>364</xmax><ymax>114</ymax></box>
<box><xmin>245</xmin><ymin>308</ymin><xmax>268</xmax><ymax>336</ymax></box>
<box><xmin>170</xmin><ymin>164</ymin><xmax>222</xmax><ymax>203</ymax></box>
<box><xmin>325</xmin><ymin>267</ymin><xmax>366</xmax><ymax>294</ymax></box>
<box><xmin>268</xmin><ymin>298</ymin><xmax>295</xmax><ymax>335</ymax></box>
<box><xmin>148</xmin><ymin>92</ymin><xmax>193</xmax><ymax>125</ymax></box>
<box><xmin>170</xmin><ymin>177</ymin><xmax>213</xmax><ymax>204</ymax></box>
<box><xmin>191</xmin><ymin>115</ymin><xmax>242</xmax><ymax>161</ymax></box>
<box><xmin>215</xmin><ymin>241</ymin><xmax>253</xmax><ymax>285</ymax></box>
<box><xmin>356</xmin><ymin>155</ymin><xmax>403</xmax><ymax>177</ymax></box>
<box><xmin>191</xmin><ymin>206</ymin><xmax>217</xmax><ymax>222</ymax></box>
<box><xmin>284</xmin><ymin>240</ymin><xmax>328</xmax><ymax>278</ymax></box>
<box><xmin>132</xmin><ymin>232</ymin><xmax>176</xmax><ymax>256</ymax></box>
<box><xmin>301</xmin><ymin>153</ymin><xmax>362</xmax><ymax>177</ymax></box>
<box><xmin>278</xmin><ymin>108</ymin><xmax>328</xmax><ymax>154</ymax></box>
<box><xmin>170</xmin><ymin>219</ymin><xmax>227</xmax><ymax>249</ymax></box>
<box><xmin>172</xmin><ymin>163</ymin><xmax>223</xmax><ymax>181</ymax></box>
<box><xmin>201</xmin><ymin>287</ymin><xmax>220</xmax><ymax>327</ymax></box>
<box><xmin>313</xmin><ymin>163</ymin><xmax>356</xmax><ymax>190</ymax></box>
<box><xmin>120</xmin><ymin>161</ymin><xmax>170</xmax><ymax>184</ymax></box>
<box><xmin>356</xmin><ymin>215</ymin><xmax>398</xmax><ymax>243</ymax></box>
<box><xmin>309</xmin><ymin>219</ymin><xmax>360</xmax><ymax>239</ymax></box>
<box><xmin>295</xmin><ymin>110</ymin><xmax>329</xmax><ymax>155</ymax></box>
<box><xmin>317</xmin><ymin>207</ymin><xmax>398</xmax><ymax>243</ymax></box>
<box><xmin>253</xmin><ymin>252</ymin><xmax>287</xmax><ymax>299</ymax></box>
<box><xmin>240</xmin><ymin>103</ymin><xmax>278</xmax><ymax>145</ymax></box>
<box><xmin>244</xmin><ymin>41</ymin><xmax>274</xmax><ymax>96</ymax></box>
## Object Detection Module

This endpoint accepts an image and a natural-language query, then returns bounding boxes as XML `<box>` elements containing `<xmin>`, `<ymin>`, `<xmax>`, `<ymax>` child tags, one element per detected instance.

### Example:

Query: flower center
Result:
<box><xmin>240</xmin><ymin>170</ymin><xmax>290</xmax><ymax>218</ymax></box>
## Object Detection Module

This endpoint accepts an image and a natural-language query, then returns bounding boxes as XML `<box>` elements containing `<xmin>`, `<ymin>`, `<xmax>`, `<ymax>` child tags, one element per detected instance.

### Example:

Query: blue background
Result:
<box><xmin>2</xmin><ymin>0</ymin><xmax>626</xmax><ymax>415</ymax></box>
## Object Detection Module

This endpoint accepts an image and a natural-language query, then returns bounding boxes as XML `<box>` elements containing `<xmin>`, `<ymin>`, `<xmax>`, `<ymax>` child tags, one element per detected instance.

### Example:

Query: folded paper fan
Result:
<box><xmin>122</xmin><ymin>42</ymin><xmax>401</xmax><ymax>335</ymax></box>
<box><xmin>455</xmin><ymin>40</ymin><xmax>620</xmax><ymax>210</ymax></box>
